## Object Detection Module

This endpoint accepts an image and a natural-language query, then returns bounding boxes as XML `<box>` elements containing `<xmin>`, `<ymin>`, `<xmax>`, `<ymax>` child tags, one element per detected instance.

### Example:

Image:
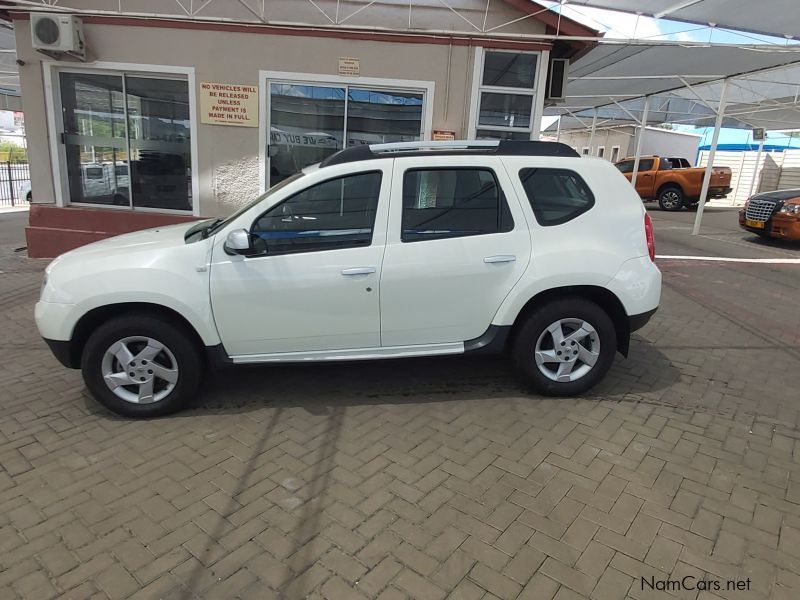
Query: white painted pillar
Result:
<box><xmin>631</xmin><ymin>96</ymin><xmax>650</xmax><ymax>188</ymax></box>
<box><xmin>588</xmin><ymin>110</ymin><xmax>597</xmax><ymax>154</ymax></box>
<box><xmin>555</xmin><ymin>116</ymin><xmax>561</xmax><ymax>142</ymax></box>
<box><xmin>692</xmin><ymin>78</ymin><xmax>729</xmax><ymax>236</ymax></box>
<box><xmin>746</xmin><ymin>134</ymin><xmax>765</xmax><ymax>199</ymax></box>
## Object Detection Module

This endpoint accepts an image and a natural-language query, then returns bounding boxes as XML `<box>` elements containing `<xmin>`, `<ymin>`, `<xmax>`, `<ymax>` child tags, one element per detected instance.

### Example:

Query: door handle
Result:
<box><xmin>484</xmin><ymin>255</ymin><xmax>516</xmax><ymax>264</ymax></box>
<box><xmin>341</xmin><ymin>267</ymin><xmax>376</xmax><ymax>276</ymax></box>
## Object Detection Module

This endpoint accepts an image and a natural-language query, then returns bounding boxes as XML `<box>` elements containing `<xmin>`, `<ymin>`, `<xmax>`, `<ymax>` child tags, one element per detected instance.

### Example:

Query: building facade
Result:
<box><xmin>557</xmin><ymin>125</ymin><xmax>701</xmax><ymax>165</ymax></box>
<box><xmin>8</xmin><ymin>1</ymin><xmax>594</xmax><ymax>257</ymax></box>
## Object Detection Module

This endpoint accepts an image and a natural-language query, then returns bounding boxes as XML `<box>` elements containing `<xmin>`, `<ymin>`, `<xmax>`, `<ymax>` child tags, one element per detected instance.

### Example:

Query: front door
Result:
<box><xmin>379</xmin><ymin>157</ymin><xmax>532</xmax><ymax>347</ymax></box>
<box><xmin>210</xmin><ymin>168</ymin><xmax>389</xmax><ymax>357</ymax></box>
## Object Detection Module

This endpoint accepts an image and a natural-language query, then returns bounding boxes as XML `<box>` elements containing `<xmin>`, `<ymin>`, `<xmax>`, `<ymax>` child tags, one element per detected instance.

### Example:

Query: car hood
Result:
<box><xmin>751</xmin><ymin>189</ymin><xmax>800</xmax><ymax>203</ymax></box>
<box><xmin>47</xmin><ymin>221</ymin><xmax>209</xmax><ymax>272</ymax></box>
<box><xmin>55</xmin><ymin>221</ymin><xmax>202</xmax><ymax>261</ymax></box>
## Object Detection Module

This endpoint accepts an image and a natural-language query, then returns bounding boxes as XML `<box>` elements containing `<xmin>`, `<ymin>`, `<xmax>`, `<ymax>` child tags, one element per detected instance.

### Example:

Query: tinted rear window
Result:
<box><xmin>518</xmin><ymin>168</ymin><xmax>595</xmax><ymax>226</ymax></box>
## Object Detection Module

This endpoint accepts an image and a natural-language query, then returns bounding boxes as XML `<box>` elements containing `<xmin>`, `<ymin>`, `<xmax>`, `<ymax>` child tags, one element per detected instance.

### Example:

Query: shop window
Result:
<box><xmin>59</xmin><ymin>71</ymin><xmax>192</xmax><ymax>211</ymax></box>
<box><xmin>473</xmin><ymin>50</ymin><xmax>539</xmax><ymax>141</ymax></box>
<box><xmin>401</xmin><ymin>168</ymin><xmax>513</xmax><ymax>242</ymax></box>
<box><xmin>268</xmin><ymin>82</ymin><xmax>424</xmax><ymax>187</ymax></box>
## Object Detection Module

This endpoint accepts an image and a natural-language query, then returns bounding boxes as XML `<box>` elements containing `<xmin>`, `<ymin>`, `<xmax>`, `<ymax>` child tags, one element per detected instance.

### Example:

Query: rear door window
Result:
<box><xmin>401</xmin><ymin>168</ymin><xmax>514</xmax><ymax>242</ymax></box>
<box><xmin>518</xmin><ymin>168</ymin><xmax>595</xmax><ymax>226</ymax></box>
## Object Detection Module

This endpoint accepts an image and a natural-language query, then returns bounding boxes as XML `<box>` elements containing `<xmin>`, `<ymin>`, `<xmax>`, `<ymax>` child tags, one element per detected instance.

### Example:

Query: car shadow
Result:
<box><xmin>175</xmin><ymin>333</ymin><xmax>682</xmax><ymax>416</ymax></box>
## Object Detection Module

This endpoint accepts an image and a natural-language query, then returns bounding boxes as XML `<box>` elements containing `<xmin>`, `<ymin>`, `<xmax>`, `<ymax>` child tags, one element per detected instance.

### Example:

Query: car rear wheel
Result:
<box><xmin>658</xmin><ymin>186</ymin><xmax>684</xmax><ymax>211</ymax></box>
<box><xmin>81</xmin><ymin>314</ymin><xmax>202</xmax><ymax>418</ymax></box>
<box><xmin>511</xmin><ymin>298</ymin><xmax>617</xmax><ymax>396</ymax></box>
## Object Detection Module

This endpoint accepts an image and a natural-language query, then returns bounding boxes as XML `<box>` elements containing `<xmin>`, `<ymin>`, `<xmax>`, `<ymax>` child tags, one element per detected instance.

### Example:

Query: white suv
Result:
<box><xmin>36</xmin><ymin>141</ymin><xmax>661</xmax><ymax>418</ymax></box>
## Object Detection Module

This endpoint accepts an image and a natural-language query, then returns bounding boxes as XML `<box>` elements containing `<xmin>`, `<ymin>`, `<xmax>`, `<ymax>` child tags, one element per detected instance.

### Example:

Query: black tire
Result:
<box><xmin>81</xmin><ymin>314</ymin><xmax>202</xmax><ymax>418</ymax></box>
<box><xmin>511</xmin><ymin>297</ymin><xmax>617</xmax><ymax>396</ymax></box>
<box><xmin>657</xmin><ymin>186</ymin><xmax>684</xmax><ymax>211</ymax></box>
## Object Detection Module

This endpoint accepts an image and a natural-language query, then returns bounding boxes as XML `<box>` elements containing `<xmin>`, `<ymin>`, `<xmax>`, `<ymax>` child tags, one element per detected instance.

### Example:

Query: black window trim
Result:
<box><xmin>248</xmin><ymin>169</ymin><xmax>384</xmax><ymax>257</ymax></box>
<box><xmin>518</xmin><ymin>167</ymin><xmax>596</xmax><ymax>227</ymax></box>
<box><xmin>400</xmin><ymin>166</ymin><xmax>515</xmax><ymax>243</ymax></box>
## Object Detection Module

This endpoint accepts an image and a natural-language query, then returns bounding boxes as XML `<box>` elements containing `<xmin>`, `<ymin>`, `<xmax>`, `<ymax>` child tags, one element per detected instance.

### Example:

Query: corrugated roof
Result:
<box><xmin>563</xmin><ymin>0</ymin><xmax>800</xmax><ymax>40</ymax></box>
<box><xmin>546</xmin><ymin>41</ymin><xmax>800</xmax><ymax>131</ymax></box>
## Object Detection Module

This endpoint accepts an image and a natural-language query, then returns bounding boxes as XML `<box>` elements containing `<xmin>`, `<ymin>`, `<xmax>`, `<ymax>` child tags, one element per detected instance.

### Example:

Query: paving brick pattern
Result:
<box><xmin>1</xmin><ymin>210</ymin><xmax>800</xmax><ymax>599</ymax></box>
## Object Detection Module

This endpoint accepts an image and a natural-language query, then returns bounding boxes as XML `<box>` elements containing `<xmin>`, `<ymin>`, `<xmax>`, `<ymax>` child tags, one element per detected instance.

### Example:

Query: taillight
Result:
<box><xmin>644</xmin><ymin>212</ymin><xmax>655</xmax><ymax>262</ymax></box>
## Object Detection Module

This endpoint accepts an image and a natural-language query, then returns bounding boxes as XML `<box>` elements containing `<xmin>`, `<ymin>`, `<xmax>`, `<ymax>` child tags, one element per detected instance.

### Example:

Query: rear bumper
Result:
<box><xmin>629</xmin><ymin>308</ymin><xmax>657</xmax><ymax>333</ymax></box>
<box><xmin>709</xmin><ymin>186</ymin><xmax>732</xmax><ymax>198</ymax></box>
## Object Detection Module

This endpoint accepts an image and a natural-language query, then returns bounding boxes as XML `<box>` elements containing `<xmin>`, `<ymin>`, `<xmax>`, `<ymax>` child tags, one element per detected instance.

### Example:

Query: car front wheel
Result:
<box><xmin>512</xmin><ymin>298</ymin><xmax>617</xmax><ymax>396</ymax></box>
<box><xmin>81</xmin><ymin>314</ymin><xmax>202</xmax><ymax>417</ymax></box>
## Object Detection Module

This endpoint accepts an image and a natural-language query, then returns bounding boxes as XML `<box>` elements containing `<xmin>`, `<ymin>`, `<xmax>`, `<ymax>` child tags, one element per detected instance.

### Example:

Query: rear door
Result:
<box><xmin>379</xmin><ymin>156</ymin><xmax>531</xmax><ymax>347</ymax></box>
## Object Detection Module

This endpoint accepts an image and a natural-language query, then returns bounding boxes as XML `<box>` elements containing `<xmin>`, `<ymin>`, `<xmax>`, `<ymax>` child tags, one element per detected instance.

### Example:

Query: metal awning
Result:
<box><xmin>545</xmin><ymin>39</ymin><xmax>800</xmax><ymax>235</ymax></box>
<box><xmin>545</xmin><ymin>42</ymin><xmax>800</xmax><ymax>131</ymax></box>
<box><xmin>562</xmin><ymin>0</ymin><xmax>800</xmax><ymax>40</ymax></box>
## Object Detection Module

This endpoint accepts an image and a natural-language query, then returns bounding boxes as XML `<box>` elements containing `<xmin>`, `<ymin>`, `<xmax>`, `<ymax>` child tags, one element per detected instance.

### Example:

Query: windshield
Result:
<box><xmin>205</xmin><ymin>171</ymin><xmax>306</xmax><ymax>236</ymax></box>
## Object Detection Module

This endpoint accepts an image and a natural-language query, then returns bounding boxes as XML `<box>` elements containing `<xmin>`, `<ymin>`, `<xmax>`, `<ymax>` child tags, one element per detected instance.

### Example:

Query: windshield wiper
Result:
<box><xmin>201</xmin><ymin>218</ymin><xmax>225</xmax><ymax>239</ymax></box>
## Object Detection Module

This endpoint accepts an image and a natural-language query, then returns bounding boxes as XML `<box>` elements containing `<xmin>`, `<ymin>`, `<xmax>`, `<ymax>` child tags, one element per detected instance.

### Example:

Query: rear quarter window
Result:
<box><xmin>518</xmin><ymin>168</ymin><xmax>595</xmax><ymax>226</ymax></box>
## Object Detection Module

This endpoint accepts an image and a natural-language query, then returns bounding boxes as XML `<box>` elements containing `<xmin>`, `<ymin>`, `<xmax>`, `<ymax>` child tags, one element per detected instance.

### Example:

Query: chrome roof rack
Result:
<box><xmin>319</xmin><ymin>140</ymin><xmax>580</xmax><ymax>167</ymax></box>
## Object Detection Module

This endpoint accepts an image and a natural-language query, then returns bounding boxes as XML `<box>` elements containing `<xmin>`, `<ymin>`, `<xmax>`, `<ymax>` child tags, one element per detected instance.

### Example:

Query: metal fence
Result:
<box><xmin>0</xmin><ymin>161</ymin><xmax>31</xmax><ymax>208</ymax></box>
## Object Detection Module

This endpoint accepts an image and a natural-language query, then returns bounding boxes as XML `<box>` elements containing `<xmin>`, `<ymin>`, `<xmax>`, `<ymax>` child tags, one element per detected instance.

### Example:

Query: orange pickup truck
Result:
<box><xmin>615</xmin><ymin>156</ymin><xmax>732</xmax><ymax>211</ymax></box>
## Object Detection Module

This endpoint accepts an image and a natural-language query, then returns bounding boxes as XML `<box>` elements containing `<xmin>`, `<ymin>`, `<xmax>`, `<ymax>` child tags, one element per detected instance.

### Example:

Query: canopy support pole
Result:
<box><xmin>588</xmin><ymin>110</ymin><xmax>597</xmax><ymax>154</ymax></box>
<box><xmin>746</xmin><ymin>134</ymin><xmax>765</xmax><ymax>199</ymax></box>
<box><xmin>692</xmin><ymin>78</ymin><xmax>729</xmax><ymax>236</ymax></box>
<box><xmin>631</xmin><ymin>96</ymin><xmax>650</xmax><ymax>188</ymax></box>
<box><xmin>555</xmin><ymin>116</ymin><xmax>562</xmax><ymax>142</ymax></box>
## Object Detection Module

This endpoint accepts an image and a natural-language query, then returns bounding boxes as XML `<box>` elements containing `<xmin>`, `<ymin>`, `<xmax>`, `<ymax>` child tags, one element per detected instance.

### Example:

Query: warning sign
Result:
<box><xmin>338</xmin><ymin>57</ymin><xmax>360</xmax><ymax>76</ymax></box>
<box><xmin>200</xmin><ymin>82</ymin><xmax>258</xmax><ymax>127</ymax></box>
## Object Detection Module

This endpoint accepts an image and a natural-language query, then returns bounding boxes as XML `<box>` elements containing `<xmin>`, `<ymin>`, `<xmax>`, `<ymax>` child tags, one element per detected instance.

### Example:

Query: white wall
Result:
<box><xmin>636</xmin><ymin>128</ymin><xmax>701</xmax><ymax>164</ymax></box>
<box><xmin>697</xmin><ymin>148</ymin><xmax>800</xmax><ymax>205</ymax></box>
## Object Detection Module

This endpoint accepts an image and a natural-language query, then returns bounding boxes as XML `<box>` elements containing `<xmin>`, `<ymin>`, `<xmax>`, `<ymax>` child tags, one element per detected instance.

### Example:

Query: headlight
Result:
<box><xmin>779</xmin><ymin>203</ymin><xmax>800</xmax><ymax>215</ymax></box>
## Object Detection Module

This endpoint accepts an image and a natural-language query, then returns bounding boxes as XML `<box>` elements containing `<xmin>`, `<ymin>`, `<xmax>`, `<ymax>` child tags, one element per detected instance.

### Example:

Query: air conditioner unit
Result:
<box><xmin>31</xmin><ymin>13</ymin><xmax>85</xmax><ymax>61</ymax></box>
<box><xmin>546</xmin><ymin>58</ymin><xmax>569</xmax><ymax>102</ymax></box>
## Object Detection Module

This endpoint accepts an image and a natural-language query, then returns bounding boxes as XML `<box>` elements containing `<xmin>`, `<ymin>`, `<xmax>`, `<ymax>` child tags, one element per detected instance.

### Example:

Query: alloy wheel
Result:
<box><xmin>534</xmin><ymin>318</ymin><xmax>600</xmax><ymax>382</ymax></box>
<box><xmin>661</xmin><ymin>190</ymin><xmax>681</xmax><ymax>209</ymax></box>
<box><xmin>100</xmin><ymin>336</ymin><xmax>178</xmax><ymax>404</ymax></box>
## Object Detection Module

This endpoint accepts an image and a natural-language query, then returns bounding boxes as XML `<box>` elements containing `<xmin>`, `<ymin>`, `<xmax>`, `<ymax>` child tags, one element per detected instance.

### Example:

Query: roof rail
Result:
<box><xmin>319</xmin><ymin>139</ymin><xmax>579</xmax><ymax>167</ymax></box>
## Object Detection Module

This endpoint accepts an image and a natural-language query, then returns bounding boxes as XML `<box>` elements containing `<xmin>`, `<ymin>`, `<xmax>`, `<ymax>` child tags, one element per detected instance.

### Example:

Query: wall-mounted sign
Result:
<box><xmin>338</xmin><ymin>57</ymin><xmax>360</xmax><ymax>76</ymax></box>
<box><xmin>433</xmin><ymin>130</ymin><xmax>456</xmax><ymax>141</ymax></box>
<box><xmin>200</xmin><ymin>82</ymin><xmax>258</xmax><ymax>127</ymax></box>
<box><xmin>752</xmin><ymin>128</ymin><xmax>766</xmax><ymax>141</ymax></box>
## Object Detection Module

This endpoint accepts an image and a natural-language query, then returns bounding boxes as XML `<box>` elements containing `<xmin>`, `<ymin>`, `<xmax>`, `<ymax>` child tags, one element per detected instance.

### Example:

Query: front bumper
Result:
<box><xmin>43</xmin><ymin>338</ymin><xmax>78</xmax><ymax>368</ymax></box>
<box><xmin>738</xmin><ymin>211</ymin><xmax>800</xmax><ymax>240</ymax></box>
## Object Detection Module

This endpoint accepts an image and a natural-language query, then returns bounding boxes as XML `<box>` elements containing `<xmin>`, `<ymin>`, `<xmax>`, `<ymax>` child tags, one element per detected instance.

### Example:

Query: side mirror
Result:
<box><xmin>224</xmin><ymin>229</ymin><xmax>252</xmax><ymax>256</ymax></box>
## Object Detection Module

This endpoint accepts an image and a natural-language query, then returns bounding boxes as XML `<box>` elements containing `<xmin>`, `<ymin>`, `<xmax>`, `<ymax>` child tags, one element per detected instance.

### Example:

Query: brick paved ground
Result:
<box><xmin>1</xmin><ymin>207</ymin><xmax>800</xmax><ymax>599</ymax></box>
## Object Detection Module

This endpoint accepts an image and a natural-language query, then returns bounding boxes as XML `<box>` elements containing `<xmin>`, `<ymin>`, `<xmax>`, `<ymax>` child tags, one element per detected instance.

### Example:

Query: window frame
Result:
<box><xmin>610</xmin><ymin>146</ymin><xmax>621</xmax><ymax>163</ymax></box>
<box><xmin>468</xmin><ymin>47</ymin><xmax>549</xmax><ymax>141</ymax></box>
<box><xmin>43</xmin><ymin>61</ymin><xmax>199</xmax><ymax>215</ymax></box>
<box><xmin>400</xmin><ymin>166</ymin><xmax>515</xmax><ymax>243</ymax></box>
<box><xmin>248</xmin><ymin>170</ymin><xmax>384</xmax><ymax>256</ymax></box>
<box><xmin>518</xmin><ymin>167</ymin><xmax>596</xmax><ymax>227</ymax></box>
